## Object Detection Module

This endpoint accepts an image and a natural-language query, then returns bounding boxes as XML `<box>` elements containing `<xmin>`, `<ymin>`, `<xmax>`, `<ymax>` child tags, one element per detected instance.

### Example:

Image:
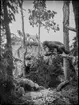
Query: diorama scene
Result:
<box><xmin>0</xmin><ymin>0</ymin><xmax>78</xmax><ymax>105</ymax></box>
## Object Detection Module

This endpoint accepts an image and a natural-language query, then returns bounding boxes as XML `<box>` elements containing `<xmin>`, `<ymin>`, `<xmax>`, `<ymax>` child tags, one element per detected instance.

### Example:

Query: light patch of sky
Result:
<box><xmin>10</xmin><ymin>1</ymin><xmax>76</xmax><ymax>45</ymax></box>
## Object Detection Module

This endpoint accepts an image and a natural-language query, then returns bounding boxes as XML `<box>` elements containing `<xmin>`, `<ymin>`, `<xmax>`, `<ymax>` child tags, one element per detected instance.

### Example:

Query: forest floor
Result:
<box><xmin>14</xmin><ymin>78</ymin><xmax>78</xmax><ymax>105</ymax></box>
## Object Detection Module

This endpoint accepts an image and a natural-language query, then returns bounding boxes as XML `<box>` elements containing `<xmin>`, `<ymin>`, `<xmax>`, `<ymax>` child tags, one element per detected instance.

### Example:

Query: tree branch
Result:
<box><xmin>65</xmin><ymin>24</ymin><xmax>77</xmax><ymax>32</ymax></box>
<box><xmin>56</xmin><ymin>80</ymin><xmax>69</xmax><ymax>91</ymax></box>
<box><xmin>44</xmin><ymin>52</ymin><xmax>74</xmax><ymax>59</ymax></box>
<box><xmin>60</xmin><ymin>53</ymin><xmax>74</xmax><ymax>59</ymax></box>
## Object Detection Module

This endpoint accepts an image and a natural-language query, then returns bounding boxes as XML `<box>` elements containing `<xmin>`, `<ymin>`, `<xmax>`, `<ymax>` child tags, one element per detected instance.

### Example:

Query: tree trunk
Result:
<box><xmin>72</xmin><ymin>1</ymin><xmax>78</xmax><ymax>56</ymax></box>
<box><xmin>3</xmin><ymin>1</ymin><xmax>13</xmax><ymax>76</ymax></box>
<box><xmin>38</xmin><ymin>20</ymin><xmax>41</xmax><ymax>56</ymax></box>
<box><xmin>63</xmin><ymin>1</ymin><xmax>70</xmax><ymax>81</ymax></box>
<box><xmin>0</xmin><ymin>31</ymin><xmax>1</xmax><ymax>57</ymax></box>
<box><xmin>20</xmin><ymin>2</ymin><xmax>26</xmax><ymax>77</ymax></box>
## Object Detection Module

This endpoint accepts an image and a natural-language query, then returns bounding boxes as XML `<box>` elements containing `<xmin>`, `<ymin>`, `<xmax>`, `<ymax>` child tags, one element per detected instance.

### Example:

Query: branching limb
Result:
<box><xmin>60</xmin><ymin>53</ymin><xmax>74</xmax><ymax>59</ymax></box>
<box><xmin>65</xmin><ymin>24</ymin><xmax>77</xmax><ymax>32</ymax></box>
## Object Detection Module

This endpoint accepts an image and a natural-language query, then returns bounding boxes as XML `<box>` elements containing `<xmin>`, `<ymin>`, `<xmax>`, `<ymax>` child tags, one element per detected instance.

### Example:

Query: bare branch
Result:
<box><xmin>65</xmin><ymin>24</ymin><xmax>77</xmax><ymax>32</ymax></box>
<box><xmin>44</xmin><ymin>52</ymin><xmax>74</xmax><ymax>59</ymax></box>
<box><xmin>60</xmin><ymin>54</ymin><xmax>74</xmax><ymax>59</ymax></box>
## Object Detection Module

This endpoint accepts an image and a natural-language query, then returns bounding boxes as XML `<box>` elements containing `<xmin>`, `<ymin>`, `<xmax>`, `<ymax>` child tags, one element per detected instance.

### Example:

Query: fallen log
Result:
<box><xmin>56</xmin><ymin>80</ymin><xmax>69</xmax><ymax>91</ymax></box>
<box><xmin>17</xmin><ymin>78</ymin><xmax>44</xmax><ymax>92</ymax></box>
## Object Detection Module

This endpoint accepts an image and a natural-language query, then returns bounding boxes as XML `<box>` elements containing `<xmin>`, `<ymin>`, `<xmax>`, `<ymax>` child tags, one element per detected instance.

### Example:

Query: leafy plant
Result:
<box><xmin>26</xmin><ymin>55</ymin><xmax>63</xmax><ymax>88</ymax></box>
<box><xmin>28</xmin><ymin>0</ymin><xmax>59</xmax><ymax>32</ymax></box>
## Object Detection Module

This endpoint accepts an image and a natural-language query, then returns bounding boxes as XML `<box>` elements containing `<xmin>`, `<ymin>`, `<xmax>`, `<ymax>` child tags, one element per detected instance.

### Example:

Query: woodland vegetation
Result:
<box><xmin>0</xmin><ymin>0</ymin><xmax>78</xmax><ymax>105</ymax></box>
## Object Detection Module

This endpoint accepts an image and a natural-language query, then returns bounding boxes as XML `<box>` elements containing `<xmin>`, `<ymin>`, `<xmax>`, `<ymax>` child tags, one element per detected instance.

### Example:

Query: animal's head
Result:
<box><xmin>42</xmin><ymin>41</ymin><xmax>49</xmax><ymax>52</ymax></box>
<box><xmin>42</xmin><ymin>41</ymin><xmax>49</xmax><ymax>48</ymax></box>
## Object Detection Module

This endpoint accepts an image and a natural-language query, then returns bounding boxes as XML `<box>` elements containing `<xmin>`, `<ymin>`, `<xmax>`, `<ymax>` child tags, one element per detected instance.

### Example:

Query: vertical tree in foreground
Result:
<box><xmin>18</xmin><ymin>0</ymin><xmax>27</xmax><ymax>77</ymax></box>
<box><xmin>0</xmin><ymin>0</ymin><xmax>19</xmax><ymax>103</ymax></box>
<box><xmin>71</xmin><ymin>1</ymin><xmax>78</xmax><ymax>56</ymax></box>
<box><xmin>3</xmin><ymin>0</ymin><xmax>14</xmax><ymax>76</ymax></box>
<box><xmin>63</xmin><ymin>1</ymin><xmax>70</xmax><ymax>81</ymax></box>
<box><xmin>72</xmin><ymin>1</ymin><xmax>78</xmax><ymax>42</ymax></box>
<box><xmin>57</xmin><ymin>1</ymin><xmax>78</xmax><ymax>91</ymax></box>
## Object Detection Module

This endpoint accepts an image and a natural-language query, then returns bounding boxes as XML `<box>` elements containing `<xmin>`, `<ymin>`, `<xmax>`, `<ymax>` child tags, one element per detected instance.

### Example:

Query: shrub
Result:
<box><xmin>26</xmin><ymin>55</ymin><xmax>63</xmax><ymax>88</ymax></box>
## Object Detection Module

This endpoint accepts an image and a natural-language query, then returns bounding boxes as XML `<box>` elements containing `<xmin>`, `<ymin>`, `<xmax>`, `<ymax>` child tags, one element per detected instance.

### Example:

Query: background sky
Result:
<box><xmin>10</xmin><ymin>1</ymin><xmax>76</xmax><ymax>46</ymax></box>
